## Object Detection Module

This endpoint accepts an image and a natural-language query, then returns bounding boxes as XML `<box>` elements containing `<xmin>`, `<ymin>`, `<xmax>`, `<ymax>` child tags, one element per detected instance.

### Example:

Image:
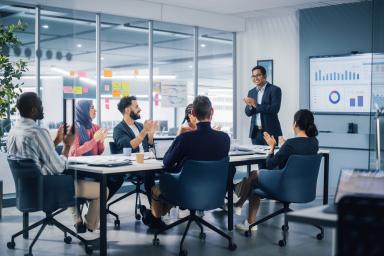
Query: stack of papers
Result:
<box><xmin>68</xmin><ymin>155</ymin><xmax>131</xmax><ymax>166</ymax></box>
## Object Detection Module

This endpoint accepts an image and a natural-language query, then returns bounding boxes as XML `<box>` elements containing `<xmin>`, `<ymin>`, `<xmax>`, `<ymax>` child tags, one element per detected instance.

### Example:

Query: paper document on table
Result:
<box><xmin>68</xmin><ymin>155</ymin><xmax>131</xmax><ymax>165</ymax></box>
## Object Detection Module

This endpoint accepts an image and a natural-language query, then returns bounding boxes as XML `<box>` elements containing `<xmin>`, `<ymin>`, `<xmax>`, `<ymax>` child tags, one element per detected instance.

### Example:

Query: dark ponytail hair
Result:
<box><xmin>182</xmin><ymin>104</ymin><xmax>193</xmax><ymax>124</ymax></box>
<box><xmin>293</xmin><ymin>109</ymin><xmax>318</xmax><ymax>137</ymax></box>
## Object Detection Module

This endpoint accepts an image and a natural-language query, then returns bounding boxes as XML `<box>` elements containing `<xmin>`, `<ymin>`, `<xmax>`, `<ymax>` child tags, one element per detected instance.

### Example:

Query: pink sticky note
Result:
<box><xmin>83</xmin><ymin>86</ymin><xmax>89</xmax><ymax>93</ymax></box>
<box><xmin>78</xmin><ymin>71</ymin><xmax>87</xmax><ymax>77</ymax></box>
<box><xmin>63</xmin><ymin>86</ymin><xmax>73</xmax><ymax>93</ymax></box>
<box><xmin>105</xmin><ymin>98</ymin><xmax>109</xmax><ymax>103</ymax></box>
<box><xmin>105</xmin><ymin>104</ymin><xmax>109</xmax><ymax>110</ymax></box>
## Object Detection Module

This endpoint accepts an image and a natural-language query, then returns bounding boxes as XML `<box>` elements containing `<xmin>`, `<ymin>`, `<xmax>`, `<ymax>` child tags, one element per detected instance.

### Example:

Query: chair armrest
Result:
<box><xmin>42</xmin><ymin>175</ymin><xmax>76</xmax><ymax>212</ymax></box>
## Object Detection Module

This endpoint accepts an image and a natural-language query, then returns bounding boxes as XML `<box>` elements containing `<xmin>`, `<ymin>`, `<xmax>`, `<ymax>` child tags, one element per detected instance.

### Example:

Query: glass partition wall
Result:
<box><xmin>369</xmin><ymin>0</ymin><xmax>384</xmax><ymax>170</ymax></box>
<box><xmin>0</xmin><ymin>3</ymin><xmax>235</xmax><ymax>196</ymax></box>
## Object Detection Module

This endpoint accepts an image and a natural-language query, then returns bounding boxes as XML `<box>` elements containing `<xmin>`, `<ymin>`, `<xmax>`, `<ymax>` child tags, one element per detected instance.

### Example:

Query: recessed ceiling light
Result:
<box><xmin>100</xmin><ymin>57</ymin><xmax>104</xmax><ymax>60</ymax></box>
<box><xmin>76</xmin><ymin>44</ymin><xmax>82</xmax><ymax>48</ymax></box>
<box><xmin>42</xmin><ymin>24</ymin><xmax>49</xmax><ymax>29</ymax></box>
<box><xmin>200</xmin><ymin>43</ymin><xmax>206</xmax><ymax>48</ymax></box>
<box><xmin>188</xmin><ymin>65</ymin><xmax>193</xmax><ymax>69</ymax></box>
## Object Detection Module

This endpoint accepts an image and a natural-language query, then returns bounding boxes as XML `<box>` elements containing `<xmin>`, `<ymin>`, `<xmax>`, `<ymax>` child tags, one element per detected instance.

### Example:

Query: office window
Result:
<box><xmin>40</xmin><ymin>8</ymin><xmax>96</xmax><ymax>130</ymax></box>
<box><xmin>198</xmin><ymin>28</ymin><xmax>234</xmax><ymax>135</ymax></box>
<box><xmin>100</xmin><ymin>15</ymin><xmax>149</xmax><ymax>130</ymax></box>
<box><xmin>153</xmin><ymin>22</ymin><xmax>194</xmax><ymax>133</ymax></box>
<box><xmin>0</xmin><ymin>5</ymin><xmax>36</xmax><ymax>125</ymax></box>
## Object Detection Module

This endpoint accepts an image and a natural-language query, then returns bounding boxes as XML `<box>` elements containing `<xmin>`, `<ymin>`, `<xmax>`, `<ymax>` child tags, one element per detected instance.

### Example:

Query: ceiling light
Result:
<box><xmin>42</xmin><ymin>24</ymin><xmax>49</xmax><ymax>29</ymax></box>
<box><xmin>100</xmin><ymin>57</ymin><xmax>104</xmax><ymax>60</ymax></box>
<box><xmin>76</xmin><ymin>44</ymin><xmax>82</xmax><ymax>48</ymax></box>
<box><xmin>200</xmin><ymin>43</ymin><xmax>206</xmax><ymax>48</ymax></box>
<box><xmin>188</xmin><ymin>65</ymin><xmax>193</xmax><ymax>69</ymax></box>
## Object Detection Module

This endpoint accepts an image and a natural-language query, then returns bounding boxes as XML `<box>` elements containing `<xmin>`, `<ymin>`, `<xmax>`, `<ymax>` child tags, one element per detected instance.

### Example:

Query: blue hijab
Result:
<box><xmin>75</xmin><ymin>100</ymin><xmax>93</xmax><ymax>156</ymax></box>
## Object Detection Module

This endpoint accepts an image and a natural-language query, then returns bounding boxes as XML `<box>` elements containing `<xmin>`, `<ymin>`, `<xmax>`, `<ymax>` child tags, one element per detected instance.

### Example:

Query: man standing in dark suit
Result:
<box><xmin>244</xmin><ymin>65</ymin><xmax>282</xmax><ymax>145</ymax></box>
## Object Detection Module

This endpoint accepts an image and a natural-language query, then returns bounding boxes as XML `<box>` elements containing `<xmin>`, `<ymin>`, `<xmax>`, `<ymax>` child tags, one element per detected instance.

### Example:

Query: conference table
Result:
<box><xmin>22</xmin><ymin>148</ymin><xmax>330</xmax><ymax>256</ymax></box>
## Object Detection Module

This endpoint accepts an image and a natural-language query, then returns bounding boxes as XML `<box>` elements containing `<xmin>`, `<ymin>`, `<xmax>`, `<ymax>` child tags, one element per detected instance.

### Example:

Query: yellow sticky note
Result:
<box><xmin>112</xmin><ymin>81</ymin><xmax>121</xmax><ymax>90</ymax></box>
<box><xmin>122</xmin><ymin>81</ymin><xmax>129</xmax><ymax>89</ymax></box>
<box><xmin>112</xmin><ymin>90</ymin><xmax>121</xmax><ymax>97</ymax></box>
<box><xmin>73</xmin><ymin>86</ymin><xmax>82</xmax><ymax>94</ymax></box>
<box><xmin>122</xmin><ymin>90</ymin><xmax>130</xmax><ymax>96</ymax></box>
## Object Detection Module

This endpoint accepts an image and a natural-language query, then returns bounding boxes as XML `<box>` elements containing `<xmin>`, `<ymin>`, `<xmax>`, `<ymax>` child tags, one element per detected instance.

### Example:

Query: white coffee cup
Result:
<box><xmin>123</xmin><ymin>147</ymin><xmax>132</xmax><ymax>156</ymax></box>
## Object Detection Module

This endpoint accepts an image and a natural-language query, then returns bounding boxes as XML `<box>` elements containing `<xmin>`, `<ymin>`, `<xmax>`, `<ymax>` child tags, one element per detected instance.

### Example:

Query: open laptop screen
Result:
<box><xmin>153</xmin><ymin>138</ymin><xmax>174</xmax><ymax>160</ymax></box>
<box><xmin>335</xmin><ymin>169</ymin><xmax>384</xmax><ymax>204</ymax></box>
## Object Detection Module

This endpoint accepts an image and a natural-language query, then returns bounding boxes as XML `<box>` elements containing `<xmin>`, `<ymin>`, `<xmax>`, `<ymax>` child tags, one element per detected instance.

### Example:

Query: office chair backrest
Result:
<box><xmin>8</xmin><ymin>158</ymin><xmax>75</xmax><ymax>213</ymax></box>
<box><xmin>8</xmin><ymin>158</ymin><xmax>44</xmax><ymax>212</ymax></box>
<box><xmin>109</xmin><ymin>141</ymin><xmax>119</xmax><ymax>154</ymax></box>
<box><xmin>261</xmin><ymin>154</ymin><xmax>322</xmax><ymax>203</ymax></box>
<box><xmin>337</xmin><ymin>194</ymin><xmax>384</xmax><ymax>256</ymax></box>
<box><xmin>176</xmin><ymin>157</ymin><xmax>229</xmax><ymax>211</ymax></box>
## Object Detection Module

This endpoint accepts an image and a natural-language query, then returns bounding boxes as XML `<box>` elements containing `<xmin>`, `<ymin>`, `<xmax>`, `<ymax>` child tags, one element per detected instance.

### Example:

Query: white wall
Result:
<box><xmin>236</xmin><ymin>12</ymin><xmax>300</xmax><ymax>144</ymax></box>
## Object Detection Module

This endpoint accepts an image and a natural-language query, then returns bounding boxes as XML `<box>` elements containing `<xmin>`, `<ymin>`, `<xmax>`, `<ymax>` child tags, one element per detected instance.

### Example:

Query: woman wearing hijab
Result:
<box><xmin>70</xmin><ymin>100</ymin><xmax>123</xmax><ymax>233</ymax></box>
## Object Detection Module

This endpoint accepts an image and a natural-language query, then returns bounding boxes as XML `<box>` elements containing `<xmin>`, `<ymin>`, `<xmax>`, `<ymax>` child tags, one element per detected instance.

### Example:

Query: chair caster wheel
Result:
<box><xmin>199</xmin><ymin>232</ymin><xmax>206</xmax><ymax>240</ymax></box>
<box><xmin>244</xmin><ymin>230</ymin><xmax>251</xmax><ymax>237</ymax></box>
<box><xmin>114</xmin><ymin>219</ymin><xmax>120</xmax><ymax>230</ymax></box>
<box><xmin>152</xmin><ymin>238</ymin><xmax>160</xmax><ymax>246</ymax></box>
<box><xmin>179</xmin><ymin>249</ymin><xmax>188</xmax><ymax>256</ymax></box>
<box><xmin>278</xmin><ymin>240</ymin><xmax>286</xmax><ymax>247</ymax></box>
<box><xmin>281</xmin><ymin>224</ymin><xmax>289</xmax><ymax>231</ymax></box>
<box><xmin>64</xmin><ymin>236</ymin><xmax>72</xmax><ymax>244</ymax></box>
<box><xmin>85</xmin><ymin>245</ymin><xmax>93</xmax><ymax>255</ymax></box>
<box><xmin>24</xmin><ymin>253</ymin><xmax>33</xmax><ymax>256</ymax></box>
<box><xmin>316</xmin><ymin>233</ymin><xmax>324</xmax><ymax>240</ymax></box>
<box><xmin>7</xmin><ymin>241</ymin><xmax>15</xmax><ymax>249</ymax></box>
<box><xmin>135</xmin><ymin>214</ymin><xmax>141</xmax><ymax>220</ymax></box>
<box><xmin>229</xmin><ymin>243</ymin><xmax>237</xmax><ymax>251</ymax></box>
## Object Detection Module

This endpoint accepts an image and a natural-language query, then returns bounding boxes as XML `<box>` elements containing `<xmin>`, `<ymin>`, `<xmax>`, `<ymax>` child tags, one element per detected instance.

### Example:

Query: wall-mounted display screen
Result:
<box><xmin>310</xmin><ymin>53</ymin><xmax>384</xmax><ymax>113</ymax></box>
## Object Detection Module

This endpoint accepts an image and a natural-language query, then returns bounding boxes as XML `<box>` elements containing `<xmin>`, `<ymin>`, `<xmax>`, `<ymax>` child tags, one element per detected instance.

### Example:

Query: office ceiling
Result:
<box><xmin>145</xmin><ymin>0</ymin><xmax>364</xmax><ymax>17</ymax></box>
<box><xmin>0</xmin><ymin>5</ymin><xmax>233</xmax><ymax>88</ymax></box>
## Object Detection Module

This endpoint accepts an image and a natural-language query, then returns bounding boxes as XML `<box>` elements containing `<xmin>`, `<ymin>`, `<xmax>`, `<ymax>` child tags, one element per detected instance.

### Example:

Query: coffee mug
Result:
<box><xmin>136</xmin><ymin>153</ymin><xmax>144</xmax><ymax>164</ymax></box>
<box><xmin>123</xmin><ymin>147</ymin><xmax>132</xmax><ymax>156</ymax></box>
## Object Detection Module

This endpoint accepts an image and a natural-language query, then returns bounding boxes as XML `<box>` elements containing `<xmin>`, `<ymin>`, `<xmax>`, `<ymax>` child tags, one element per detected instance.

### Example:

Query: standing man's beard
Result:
<box><xmin>130</xmin><ymin>111</ymin><xmax>140</xmax><ymax>120</ymax></box>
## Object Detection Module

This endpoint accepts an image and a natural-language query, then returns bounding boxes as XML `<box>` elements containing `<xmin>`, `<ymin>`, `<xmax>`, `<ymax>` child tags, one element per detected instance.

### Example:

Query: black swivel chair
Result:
<box><xmin>337</xmin><ymin>194</ymin><xmax>384</xmax><ymax>256</ymax></box>
<box><xmin>152</xmin><ymin>157</ymin><xmax>237</xmax><ymax>256</ymax></box>
<box><xmin>6</xmin><ymin>158</ymin><xmax>93</xmax><ymax>256</ymax></box>
<box><xmin>107</xmin><ymin>141</ymin><xmax>146</xmax><ymax>229</ymax></box>
<box><xmin>244</xmin><ymin>154</ymin><xmax>323</xmax><ymax>247</ymax></box>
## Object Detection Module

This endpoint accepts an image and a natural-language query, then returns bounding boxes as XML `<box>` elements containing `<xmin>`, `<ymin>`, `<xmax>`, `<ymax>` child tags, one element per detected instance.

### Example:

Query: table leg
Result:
<box><xmin>323</xmin><ymin>153</ymin><xmax>329</xmax><ymax>205</ymax></box>
<box><xmin>99</xmin><ymin>174</ymin><xmax>107</xmax><ymax>256</ymax></box>
<box><xmin>227</xmin><ymin>166</ymin><xmax>236</xmax><ymax>231</ymax></box>
<box><xmin>23</xmin><ymin>212</ymin><xmax>29</xmax><ymax>239</ymax></box>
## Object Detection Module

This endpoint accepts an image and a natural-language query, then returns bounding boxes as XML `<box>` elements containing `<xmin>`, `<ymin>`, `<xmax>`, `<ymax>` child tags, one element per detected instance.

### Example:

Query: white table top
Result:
<box><xmin>67</xmin><ymin>147</ymin><xmax>330</xmax><ymax>175</ymax></box>
<box><xmin>287</xmin><ymin>205</ymin><xmax>337</xmax><ymax>228</ymax></box>
<box><xmin>68</xmin><ymin>153</ymin><xmax>267</xmax><ymax>174</ymax></box>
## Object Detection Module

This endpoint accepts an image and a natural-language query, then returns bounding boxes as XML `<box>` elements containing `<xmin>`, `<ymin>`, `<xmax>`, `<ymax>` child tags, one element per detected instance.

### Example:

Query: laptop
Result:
<box><xmin>153</xmin><ymin>138</ymin><xmax>174</xmax><ymax>160</ymax></box>
<box><xmin>323</xmin><ymin>169</ymin><xmax>384</xmax><ymax>214</ymax></box>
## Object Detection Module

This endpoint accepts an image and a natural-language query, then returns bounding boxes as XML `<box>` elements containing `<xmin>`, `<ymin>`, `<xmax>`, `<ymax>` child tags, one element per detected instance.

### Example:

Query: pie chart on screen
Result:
<box><xmin>329</xmin><ymin>90</ymin><xmax>341</xmax><ymax>104</ymax></box>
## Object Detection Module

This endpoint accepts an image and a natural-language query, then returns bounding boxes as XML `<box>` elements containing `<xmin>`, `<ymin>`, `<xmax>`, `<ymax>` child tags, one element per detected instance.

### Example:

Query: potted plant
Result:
<box><xmin>0</xmin><ymin>20</ymin><xmax>28</xmax><ymax>140</ymax></box>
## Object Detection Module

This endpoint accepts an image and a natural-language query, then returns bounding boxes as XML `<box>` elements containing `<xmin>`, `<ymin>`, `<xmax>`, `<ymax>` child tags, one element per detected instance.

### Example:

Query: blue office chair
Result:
<box><xmin>152</xmin><ymin>157</ymin><xmax>237</xmax><ymax>256</ymax></box>
<box><xmin>107</xmin><ymin>142</ymin><xmax>146</xmax><ymax>229</ymax></box>
<box><xmin>337</xmin><ymin>194</ymin><xmax>384</xmax><ymax>256</ymax></box>
<box><xmin>244</xmin><ymin>154</ymin><xmax>323</xmax><ymax>247</ymax></box>
<box><xmin>6</xmin><ymin>158</ymin><xmax>93</xmax><ymax>256</ymax></box>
